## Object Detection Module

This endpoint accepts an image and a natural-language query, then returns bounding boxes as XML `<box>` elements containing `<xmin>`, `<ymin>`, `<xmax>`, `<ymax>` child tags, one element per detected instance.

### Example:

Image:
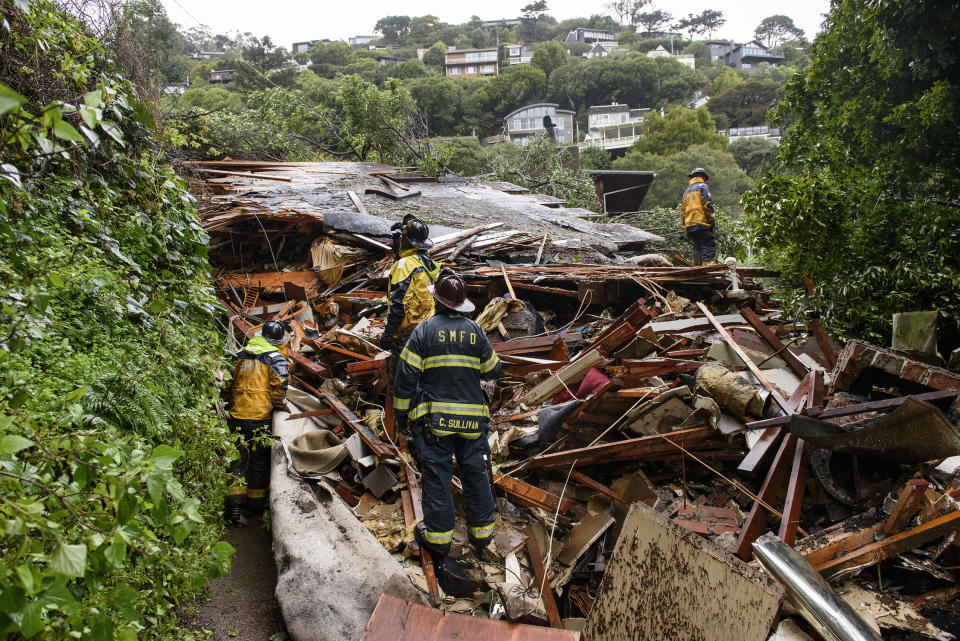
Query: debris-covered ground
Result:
<box><xmin>191</xmin><ymin>161</ymin><xmax>960</xmax><ymax>641</ymax></box>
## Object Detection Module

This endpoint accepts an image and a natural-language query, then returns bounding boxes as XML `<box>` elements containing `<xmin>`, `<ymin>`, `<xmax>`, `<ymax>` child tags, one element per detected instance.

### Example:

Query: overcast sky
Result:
<box><xmin>159</xmin><ymin>1</ymin><xmax>830</xmax><ymax>50</ymax></box>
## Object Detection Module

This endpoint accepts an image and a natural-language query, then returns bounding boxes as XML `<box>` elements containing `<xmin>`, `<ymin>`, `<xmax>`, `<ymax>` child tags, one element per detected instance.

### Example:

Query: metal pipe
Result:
<box><xmin>752</xmin><ymin>533</ymin><xmax>880</xmax><ymax>641</ymax></box>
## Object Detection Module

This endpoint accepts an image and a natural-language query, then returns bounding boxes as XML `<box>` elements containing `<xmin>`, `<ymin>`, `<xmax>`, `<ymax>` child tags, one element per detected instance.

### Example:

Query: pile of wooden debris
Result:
<box><xmin>191</xmin><ymin>161</ymin><xmax>960</xmax><ymax>641</ymax></box>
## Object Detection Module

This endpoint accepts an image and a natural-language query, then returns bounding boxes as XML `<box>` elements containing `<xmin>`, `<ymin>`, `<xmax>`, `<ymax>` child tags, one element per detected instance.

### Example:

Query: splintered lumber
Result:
<box><xmin>523</xmin><ymin>526</ymin><xmax>563</xmax><ymax>629</ymax></box>
<box><xmin>509</xmin><ymin>282</ymin><xmax>579</xmax><ymax>298</ymax></box>
<box><xmin>304</xmin><ymin>338</ymin><xmax>373</xmax><ymax>362</ymax></box>
<box><xmin>740</xmin><ymin>306</ymin><xmax>808</xmax><ymax>378</ymax></box>
<box><xmin>429</xmin><ymin>222</ymin><xmax>503</xmax><ymax>256</ymax></box>
<box><xmin>285</xmin><ymin>409</ymin><xmax>334</xmax><ymax>421</ymax></box>
<box><xmin>306</xmin><ymin>388</ymin><xmax>391</xmax><ymax>459</ymax></box>
<box><xmin>816</xmin><ymin>510</ymin><xmax>960</xmax><ymax>578</ymax></box>
<box><xmin>808</xmin><ymin>317</ymin><xmax>837</xmax><ymax>368</ymax></box>
<box><xmin>346</xmin><ymin>358</ymin><xmax>388</xmax><ymax>377</ymax></box>
<box><xmin>194</xmin><ymin>167</ymin><xmax>293</xmax><ymax>182</ymax></box>
<box><xmin>881</xmin><ymin>479</ymin><xmax>930</xmax><ymax>536</ymax></box>
<box><xmin>698</xmin><ymin>302</ymin><xmax>791</xmax><ymax>413</ymax></box>
<box><xmin>746</xmin><ymin>388</ymin><xmax>960</xmax><ymax>430</ymax></box>
<box><xmin>360</xmin><ymin>593</ymin><xmax>580</xmax><ymax>641</ymax></box>
<box><xmin>218</xmin><ymin>269</ymin><xmax>321</xmax><ymax>291</ymax></box>
<box><xmin>402</xmin><ymin>468</ymin><xmax>441</xmax><ymax>608</ymax></box>
<box><xmin>737</xmin><ymin>428</ymin><xmax>785</xmax><ymax>476</ymax></box>
<box><xmin>524</xmin><ymin>427</ymin><xmax>727</xmax><ymax>471</ymax></box>
<box><xmin>493</xmin><ymin>474</ymin><xmax>572</xmax><ymax>514</ymax></box>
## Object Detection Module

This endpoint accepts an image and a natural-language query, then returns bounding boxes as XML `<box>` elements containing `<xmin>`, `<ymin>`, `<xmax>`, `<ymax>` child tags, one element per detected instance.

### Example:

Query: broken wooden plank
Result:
<box><xmin>737</xmin><ymin>428</ymin><xmax>784</xmax><ymax>476</ymax></box>
<box><xmin>816</xmin><ymin>510</ymin><xmax>960</xmax><ymax>578</ymax></box>
<box><xmin>493</xmin><ymin>332</ymin><xmax>582</xmax><ymax>356</ymax></box>
<box><xmin>558</xmin><ymin>512</ymin><xmax>615</xmax><ymax>566</ymax></box>
<box><xmin>697</xmin><ymin>302</ymin><xmax>791</xmax><ymax>413</ymax></box>
<box><xmin>746</xmin><ymin>388</ymin><xmax>960</xmax><ymax>430</ymax></box>
<box><xmin>403</xmin><ymin>467</ymin><xmax>441</xmax><ymax>608</ymax></box>
<box><xmin>881</xmin><ymin>479</ymin><xmax>930</xmax><ymax>536</ymax></box>
<box><xmin>493</xmin><ymin>474</ymin><xmax>572</xmax><ymax>514</ymax></box>
<box><xmin>347</xmin><ymin>190</ymin><xmax>368</xmax><ymax>215</ymax></box>
<box><xmin>778</xmin><ymin>371</ymin><xmax>823</xmax><ymax>546</ymax></box>
<box><xmin>492</xmin><ymin>408</ymin><xmax>542</xmax><ymax>425</ymax></box>
<box><xmin>293</xmin><ymin>385</ymin><xmax>391</xmax><ymax>459</ymax></box>
<box><xmin>523</xmin><ymin>525</ymin><xmax>563</xmax><ymax>629</ymax></box>
<box><xmin>570</xmin><ymin>470</ymin><xmax>627</xmax><ymax>506</ymax></box>
<box><xmin>232</xmin><ymin>315</ymin><xmax>328</xmax><ymax>378</ymax></box>
<box><xmin>304</xmin><ymin>338</ymin><xmax>373</xmax><ymax>362</ymax></box>
<box><xmin>517</xmin><ymin>349</ymin><xmax>604</xmax><ymax>408</ymax></box>
<box><xmin>740</xmin><ymin>306</ymin><xmax>808</xmax><ymax>378</ymax></box>
<box><xmin>524</xmin><ymin>427</ymin><xmax>727</xmax><ymax>471</ymax></box>
<box><xmin>808</xmin><ymin>317</ymin><xmax>837</xmax><ymax>368</ymax></box>
<box><xmin>429</xmin><ymin>223</ymin><xmax>503</xmax><ymax>256</ymax></box>
<box><xmin>194</xmin><ymin>167</ymin><xmax>293</xmax><ymax>182</ymax></box>
<box><xmin>219</xmin><ymin>269</ymin><xmax>321</xmax><ymax>291</ymax></box>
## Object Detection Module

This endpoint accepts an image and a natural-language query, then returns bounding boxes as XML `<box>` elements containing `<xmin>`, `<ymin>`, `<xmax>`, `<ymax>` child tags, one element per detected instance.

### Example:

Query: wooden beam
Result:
<box><xmin>523</xmin><ymin>526</ymin><xmax>563</xmax><ymax>629</ymax></box>
<box><xmin>816</xmin><ymin>510</ymin><xmax>960</xmax><ymax>578</ymax></box>
<box><xmin>740</xmin><ymin>306</ymin><xmax>808</xmax><ymax>378</ymax></box>
<box><xmin>881</xmin><ymin>479</ymin><xmax>930</xmax><ymax>536</ymax></box>
<box><xmin>218</xmin><ymin>269</ymin><xmax>320</xmax><ymax>290</ymax></box>
<box><xmin>402</xmin><ymin>469</ymin><xmax>441</xmax><ymax>608</ymax></box>
<box><xmin>347</xmin><ymin>190</ymin><xmax>368</xmax><ymax>214</ymax></box>
<box><xmin>808</xmin><ymin>317</ymin><xmax>837</xmax><ymax>369</ymax></box>
<box><xmin>493</xmin><ymin>332</ymin><xmax>582</xmax><ymax>356</ymax></box>
<box><xmin>304</xmin><ymin>338</ymin><xmax>373</xmax><ymax>362</ymax></box>
<box><xmin>570</xmin><ymin>470</ymin><xmax>627</xmax><ymax>506</ymax></box>
<box><xmin>524</xmin><ymin>427</ymin><xmax>726</xmax><ymax>471</ymax></box>
<box><xmin>737</xmin><ymin>428</ymin><xmax>784</xmax><ymax>476</ymax></box>
<box><xmin>697</xmin><ymin>302</ymin><xmax>791</xmax><ymax>413</ymax></box>
<box><xmin>493</xmin><ymin>474</ymin><xmax>572</xmax><ymax>514</ymax></box>
<box><xmin>195</xmin><ymin>167</ymin><xmax>293</xmax><ymax>181</ymax></box>
<box><xmin>732</xmin><ymin>434</ymin><xmax>798</xmax><ymax>561</ymax></box>
<box><xmin>501</xmin><ymin>264</ymin><xmax>518</xmax><ymax>299</ymax></box>
<box><xmin>777</xmin><ymin>440</ymin><xmax>811</xmax><ymax>546</ymax></box>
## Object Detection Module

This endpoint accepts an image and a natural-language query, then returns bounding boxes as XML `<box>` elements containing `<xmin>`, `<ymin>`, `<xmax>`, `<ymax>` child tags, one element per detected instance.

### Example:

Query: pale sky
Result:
<box><xmin>160</xmin><ymin>0</ymin><xmax>829</xmax><ymax>51</ymax></box>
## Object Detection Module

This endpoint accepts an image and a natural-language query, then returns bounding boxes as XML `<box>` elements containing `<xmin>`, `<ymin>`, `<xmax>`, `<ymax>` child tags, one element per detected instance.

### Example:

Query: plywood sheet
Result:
<box><xmin>583</xmin><ymin>503</ymin><xmax>783</xmax><ymax>641</ymax></box>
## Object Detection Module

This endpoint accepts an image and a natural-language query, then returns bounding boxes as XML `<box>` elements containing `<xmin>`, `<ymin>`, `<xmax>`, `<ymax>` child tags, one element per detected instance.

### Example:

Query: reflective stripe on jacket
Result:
<box><xmin>680</xmin><ymin>177</ymin><xmax>715</xmax><ymax>227</ymax></box>
<box><xmin>384</xmin><ymin>248</ymin><xmax>441</xmax><ymax>339</ymax></box>
<box><xmin>393</xmin><ymin>313</ymin><xmax>501</xmax><ymax>438</ymax></box>
<box><xmin>226</xmin><ymin>335</ymin><xmax>289</xmax><ymax>421</ymax></box>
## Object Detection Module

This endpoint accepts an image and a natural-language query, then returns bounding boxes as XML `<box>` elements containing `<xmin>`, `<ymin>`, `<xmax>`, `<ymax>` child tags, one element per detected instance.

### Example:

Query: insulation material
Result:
<box><xmin>476</xmin><ymin>296</ymin><xmax>526</xmax><ymax>332</ymax></box>
<box><xmin>583</xmin><ymin>502</ymin><xmax>783</xmax><ymax>641</ymax></box>
<box><xmin>309</xmin><ymin>237</ymin><xmax>364</xmax><ymax>285</ymax></box>
<box><xmin>696</xmin><ymin>362</ymin><xmax>769</xmax><ymax>419</ymax></box>
<box><xmin>837</xmin><ymin>584</ymin><xmax>954</xmax><ymax>641</ymax></box>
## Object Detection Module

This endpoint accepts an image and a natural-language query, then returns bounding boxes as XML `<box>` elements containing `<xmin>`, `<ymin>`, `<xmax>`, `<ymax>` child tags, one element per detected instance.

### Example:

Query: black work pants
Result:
<box><xmin>417</xmin><ymin>429</ymin><xmax>496</xmax><ymax>557</ymax></box>
<box><xmin>227</xmin><ymin>418</ymin><xmax>272</xmax><ymax>516</ymax></box>
<box><xmin>686</xmin><ymin>222</ymin><xmax>717</xmax><ymax>265</ymax></box>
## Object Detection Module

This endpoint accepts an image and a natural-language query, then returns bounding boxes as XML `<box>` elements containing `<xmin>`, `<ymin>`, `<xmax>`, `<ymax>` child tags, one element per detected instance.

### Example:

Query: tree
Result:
<box><xmin>675</xmin><ymin>10</ymin><xmax>725</xmax><ymax>38</ymax></box>
<box><xmin>707</xmin><ymin>81</ymin><xmax>783</xmax><ymax>127</ymax></box>
<box><xmin>521</xmin><ymin>0</ymin><xmax>549</xmax><ymax>41</ymax></box>
<box><xmin>310</xmin><ymin>41</ymin><xmax>355</xmax><ymax>67</ymax></box>
<box><xmin>580</xmin><ymin>146</ymin><xmax>612</xmax><ymax>170</ymax></box>
<box><xmin>744</xmin><ymin>0</ymin><xmax>960</xmax><ymax>347</ymax></box>
<box><xmin>754</xmin><ymin>15</ymin><xmax>804</xmax><ymax>48</ymax></box>
<box><xmin>409</xmin><ymin>15</ymin><xmax>443</xmax><ymax>45</ymax></box>
<box><xmin>708</xmin><ymin>66</ymin><xmax>743</xmax><ymax>97</ymax></box>
<box><xmin>728</xmin><ymin>137</ymin><xmax>778</xmax><ymax>177</ymax></box>
<box><xmin>607</xmin><ymin>0</ymin><xmax>649</xmax><ymax>26</ymax></box>
<box><xmin>635</xmin><ymin>9</ymin><xmax>673</xmax><ymax>35</ymax></box>
<box><xmin>408</xmin><ymin>76</ymin><xmax>463</xmax><ymax>136</ymax></box>
<box><xmin>612</xmin><ymin>143</ymin><xmax>752</xmax><ymax>211</ymax></box>
<box><xmin>531</xmin><ymin>41</ymin><xmax>569</xmax><ymax>79</ymax></box>
<box><xmin>375</xmin><ymin>16</ymin><xmax>411</xmax><ymax>44</ymax></box>
<box><xmin>236</xmin><ymin>37</ymin><xmax>290</xmax><ymax>90</ymax></box>
<box><xmin>631</xmin><ymin>106</ymin><xmax>728</xmax><ymax>156</ymax></box>
<box><xmin>422</xmin><ymin>41</ymin><xmax>447</xmax><ymax>71</ymax></box>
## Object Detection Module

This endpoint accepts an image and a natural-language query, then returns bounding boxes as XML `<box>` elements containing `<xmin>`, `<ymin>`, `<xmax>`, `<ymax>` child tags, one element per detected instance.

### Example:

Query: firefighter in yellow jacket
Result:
<box><xmin>680</xmin><ymin>167</ymin><xmax>717</xmax><ymax>265</ymax></box>
<box><xmin>223</xmin><ymin>320</ymin><xmax>289</xmax><ymax>524</ymax></box>
<box><xmin>381</xmin><ymin>215</ymin><xmax>441</xmax><ymax>363</ymax></box>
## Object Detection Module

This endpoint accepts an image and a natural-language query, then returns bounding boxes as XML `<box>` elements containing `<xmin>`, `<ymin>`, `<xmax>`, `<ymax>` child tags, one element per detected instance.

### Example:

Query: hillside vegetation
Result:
<box><xmin>0</xmin><ymin>1</ymin><xmax>231</xmax><ymax>638</ymax></box>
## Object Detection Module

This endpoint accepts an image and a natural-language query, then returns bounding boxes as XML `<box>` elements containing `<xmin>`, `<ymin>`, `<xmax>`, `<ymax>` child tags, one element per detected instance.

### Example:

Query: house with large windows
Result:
<box><xmin>706</xmin><ymin>40</ymin><xmax>784</xmax><ymax>70</ymax></box>
<box><xmin>504</xmin><ymin>103</ymin><xmax>576</xmax><ymax>146</ymax></box>
<box><xmin>444</xmin><ymin>48</ymin><xmax>499</xmax><ymax>78</ymax></box>
<box><xmin>504</xmin><ymin>44</ymin><xmax>535</xmax><ymax>65</ymax></box>
<box><xmin>565</xmin><ymin>27</ymin><xmax>615</xmax><ymax>43</ymax></box>
<box><xmin>579</xmin><ymin>103</ymin><xmax>650</xmax><ymax>152</ymax></box>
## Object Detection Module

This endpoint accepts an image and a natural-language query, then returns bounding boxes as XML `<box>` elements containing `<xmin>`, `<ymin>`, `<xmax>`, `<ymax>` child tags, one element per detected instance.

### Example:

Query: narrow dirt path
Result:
<box><xmin>185</xmin><ymin>522</ymin><xmax>286</xmax><ymax>640</ymax></box>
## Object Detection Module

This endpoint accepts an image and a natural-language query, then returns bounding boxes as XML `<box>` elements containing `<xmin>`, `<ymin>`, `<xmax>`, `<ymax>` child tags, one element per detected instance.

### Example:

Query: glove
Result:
<box><xmin>379</xmin><ymin>332</ymin><xmax>395</xmax><ymax>352</ymax></box>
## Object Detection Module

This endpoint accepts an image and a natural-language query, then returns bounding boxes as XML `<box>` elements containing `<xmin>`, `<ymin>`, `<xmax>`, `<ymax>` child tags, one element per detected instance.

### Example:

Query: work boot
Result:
<box><xmin>414</xmin><ymin>522</ymin><xmax>448</xmax><ymax>559</ymax></box>
<box><xmin>225</xmin><ymin>502</ymin><xmax>246</xmax><ymax>527</ymax></box>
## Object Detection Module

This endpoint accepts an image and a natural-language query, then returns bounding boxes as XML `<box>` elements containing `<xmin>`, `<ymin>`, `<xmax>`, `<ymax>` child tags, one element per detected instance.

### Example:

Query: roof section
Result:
<box><xmin>504</xmin><ymin>103</ymin><xmax>576</xmax><ymax>120</ymax></box>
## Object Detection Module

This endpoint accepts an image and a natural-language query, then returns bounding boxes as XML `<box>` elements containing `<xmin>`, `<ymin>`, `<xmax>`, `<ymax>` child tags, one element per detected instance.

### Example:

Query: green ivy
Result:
<box><xmin>0</xmin><ymin>1</ymin><xmax>233</xmax><ymax>638</ymax></box>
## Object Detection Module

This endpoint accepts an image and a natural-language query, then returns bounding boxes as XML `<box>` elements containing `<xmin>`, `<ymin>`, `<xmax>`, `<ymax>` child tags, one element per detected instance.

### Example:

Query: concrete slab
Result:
<box><xmin>271</xmin><ymin>409</ymin><xmax>426</xmax><ymax>641</ymax></box>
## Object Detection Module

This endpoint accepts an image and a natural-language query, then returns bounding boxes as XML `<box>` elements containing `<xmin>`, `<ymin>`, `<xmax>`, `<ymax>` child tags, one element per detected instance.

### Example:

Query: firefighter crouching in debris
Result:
<box><xmin>380</xmin><ymin>214</ymin><xmax>441</xmax><ymax>378</ymax></box>
<box><xmin>680</xmin><ymin>167</ymin><xmax>717</xmax><ymax>266</ymax></box>
<box><xmin>223</xmin><ymin>320</ymin><xmax>289</xmax><ymax>525</ymax></box>
<box><xmin>392</xmin><ymin>272</ymin><xmax>502</xmax><ymax>558</ymax></box>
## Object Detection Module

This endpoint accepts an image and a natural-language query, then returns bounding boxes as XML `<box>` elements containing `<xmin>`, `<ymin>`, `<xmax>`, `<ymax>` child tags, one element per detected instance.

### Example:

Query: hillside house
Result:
<box><xmin>565</xmin><ymin>27</ymin><xmax>615</xmax><ymax>43</ymax></box>
<box><xmin>504</xmin><ymin>103</ymin><xmax>576</xmax><ymax>146</ymax></box>
<box><xmin>707</xmin><ymin>40</ymin><xmax>784</xmax><ymax>70</ymax></box>
<box><xmin>505</xmin><ymin>44</ymin><xmax>535</xmax><ymax>65</ymax></box>
<box><xmin>580</xmin><ymin>103</ymin><xmax>650</xmax><ymax>151</ymax></box>
<box><xmin>647</xmin><ymin>45</ymin><xmax>695</xmax><ymax>69</ymax></box>
<box><xmin>445</xmin><ymin>48</ymin><xmax>498</xmax><ymax>78</ymax></box>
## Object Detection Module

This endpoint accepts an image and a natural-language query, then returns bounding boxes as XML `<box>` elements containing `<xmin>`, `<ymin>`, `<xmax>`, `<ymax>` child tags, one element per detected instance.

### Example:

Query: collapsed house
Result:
<box><xmin>185</xmin><ymin>160</ymin><xmax>960</xmax><ymax>641</ymax></box>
